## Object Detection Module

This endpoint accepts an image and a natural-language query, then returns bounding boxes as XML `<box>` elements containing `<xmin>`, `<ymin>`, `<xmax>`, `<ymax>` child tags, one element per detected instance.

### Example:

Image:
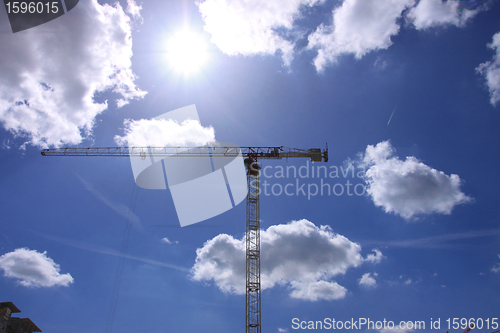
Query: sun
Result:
<box><xmin>165</xmin><ymin>30</ymin><xmax>209</xmax><ymax>75</ymax></box>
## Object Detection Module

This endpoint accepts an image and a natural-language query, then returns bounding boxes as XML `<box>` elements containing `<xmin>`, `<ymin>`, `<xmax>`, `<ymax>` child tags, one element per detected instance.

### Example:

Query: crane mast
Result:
<box><xmin>41</xmin><ymin>145</ymin><xmax>328</xmax><ymax>333</ymax></box>
<box><xmin>245</xmin><ymin>162</ymin><xmax>261</xmax><ymax>333</ymax></box>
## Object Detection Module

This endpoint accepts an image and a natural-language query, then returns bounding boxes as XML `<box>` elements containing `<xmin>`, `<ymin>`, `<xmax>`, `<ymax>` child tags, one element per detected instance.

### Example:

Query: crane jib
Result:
<box><xmin>41</xmin><ymin>146</ymin><xmax>329</xmax><ymax>162</ymax></box>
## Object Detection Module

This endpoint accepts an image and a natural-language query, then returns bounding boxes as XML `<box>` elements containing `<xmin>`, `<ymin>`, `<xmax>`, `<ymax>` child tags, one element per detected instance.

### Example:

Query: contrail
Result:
<box><xmin>76</xmin><ymin>174</ymin><xmax>143</xmax><ymax>231</ymax></box>
<box><xmin>37</xmin><ymin>232</ymin><xmax>190</xmax><ymax>272</ymax></box>
<box><xmin>387</xmin><ymin>101</ymin><xmax>399</xmax><ymax>125</ymax></box>
<box><xmin>361</xmin><ymin>228</ymin><xmax>500</xmax><ymax>249</ymax></box>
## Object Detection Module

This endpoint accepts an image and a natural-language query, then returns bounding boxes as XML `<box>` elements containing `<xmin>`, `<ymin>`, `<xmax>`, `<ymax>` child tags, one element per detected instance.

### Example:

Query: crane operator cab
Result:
<box><xmin>244</xmin><ymin>157</ymin><xmax>261</xmax><ymax>176</ymax></box>
<box><xmin>308</xmin><ymin>148</ymin><xmax>323</xmax><ymax>162</ymax></box>
<box><xmin>307</xmin><ymin>145</ymin><xmax>328</xmax><ymax>162</ymax></box>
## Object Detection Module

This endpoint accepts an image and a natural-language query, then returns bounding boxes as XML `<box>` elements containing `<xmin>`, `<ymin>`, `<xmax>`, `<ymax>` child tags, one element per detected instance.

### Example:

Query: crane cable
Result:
<box><xmin>104</xmin><ymin>184</ymin><xmax>139</xmax><ymax>333</ymax></box>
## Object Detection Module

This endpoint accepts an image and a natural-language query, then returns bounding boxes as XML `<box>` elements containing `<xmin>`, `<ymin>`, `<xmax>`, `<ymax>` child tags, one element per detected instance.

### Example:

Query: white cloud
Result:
<box><xmin>197</xmin><ymin>0</ymin><xmax>489</xmax><ymax>72</ymax></box>
<box><xmin>359</xmin><ymin>272</ymin><xmax>377</xmax><ymax>287</ymax></box>
<box><xmin>404</xmin><ymin>278</ymin><xmax>412</xmax><ymax>285</ymax></box>
<box><xmin>289</xmin><ymin>280</ymin><xmax>347</xmax><ymax>301</ymax></box>
<box><xmin>307</xmin><ymin>0</ymin><xmax>415</xmax><ymax>72</ymax></box>
<box><xmin>161</xmin><ymin>237</ymin><xmax>178</xmax><ymax>245</ymax></box>
<box><xmin>360</xmin><ymin>141</ymin><xmax>471</xmax><ymax>219</ymax></box>
<box><xmin>365</xmin><ymin>249</ymin><xmax>384</xmax><ymax>263</ymax></box>
<box><xmin>2</xmin><ymin>139</ymin><xmax>11</xmax><ymax>150</ymax></box>
<box><xmin>196</xmin><ymin>0</ymin><xmax>323</xmax><ymax>66</ymax></box>
<box><xmin>0</xmin><ymin>248</ymin><xmax>74</xmax><ymax>287</ymax></box>
<box><xmin>126</xmin><ymin>0</ymin><xmax>142</xmax><ymax>20</ymax></box>
<box><xmin>476</xmin><ymin>32</ymin><xmax>500</xmax><ymax>107</ymax></box>
<box><xmin>191</xmin><ymin>219</ymin><xmax>381</xmax><ymax>301</ymax></box>
<box><xmin>407</xmin><ymin>0</ymin><xmax>480</xmax><ymax>30</ymax></box>
<box><xmin>0</xmin><ymin>0</ymin><xmax>146</xmax><ymax>148</ymax></box>
<box><xmin>492</xmin><ymin>254</ymin><xmax>500</xmax><ymax>273</ymax></box>
<box><xmin>114</xmin><ymin>119</ymin><xmax>215</xmax><ymax>147</ymax></box>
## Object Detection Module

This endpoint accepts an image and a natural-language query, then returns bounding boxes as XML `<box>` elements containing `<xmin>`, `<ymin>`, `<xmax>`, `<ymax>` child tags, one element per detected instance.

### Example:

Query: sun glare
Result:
<box><xmin>165</xmin><ymin>30</ymin><xmax>209</xmax><ymax>75</ymax></box>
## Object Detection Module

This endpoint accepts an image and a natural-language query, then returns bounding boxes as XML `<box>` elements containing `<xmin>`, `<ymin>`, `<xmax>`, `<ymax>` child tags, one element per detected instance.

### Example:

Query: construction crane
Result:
<box><xmin>41</xmin><ymin>145</ymin><xmax>329</xmax><ymax>333</ymax></box>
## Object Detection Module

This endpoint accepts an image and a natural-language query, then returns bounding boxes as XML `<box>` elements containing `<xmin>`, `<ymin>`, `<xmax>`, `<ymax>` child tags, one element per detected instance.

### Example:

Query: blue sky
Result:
<box><xmin>1</xmin><ymin>0</ymin><xmax>500</xmax><ymax>332</ymax></box>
